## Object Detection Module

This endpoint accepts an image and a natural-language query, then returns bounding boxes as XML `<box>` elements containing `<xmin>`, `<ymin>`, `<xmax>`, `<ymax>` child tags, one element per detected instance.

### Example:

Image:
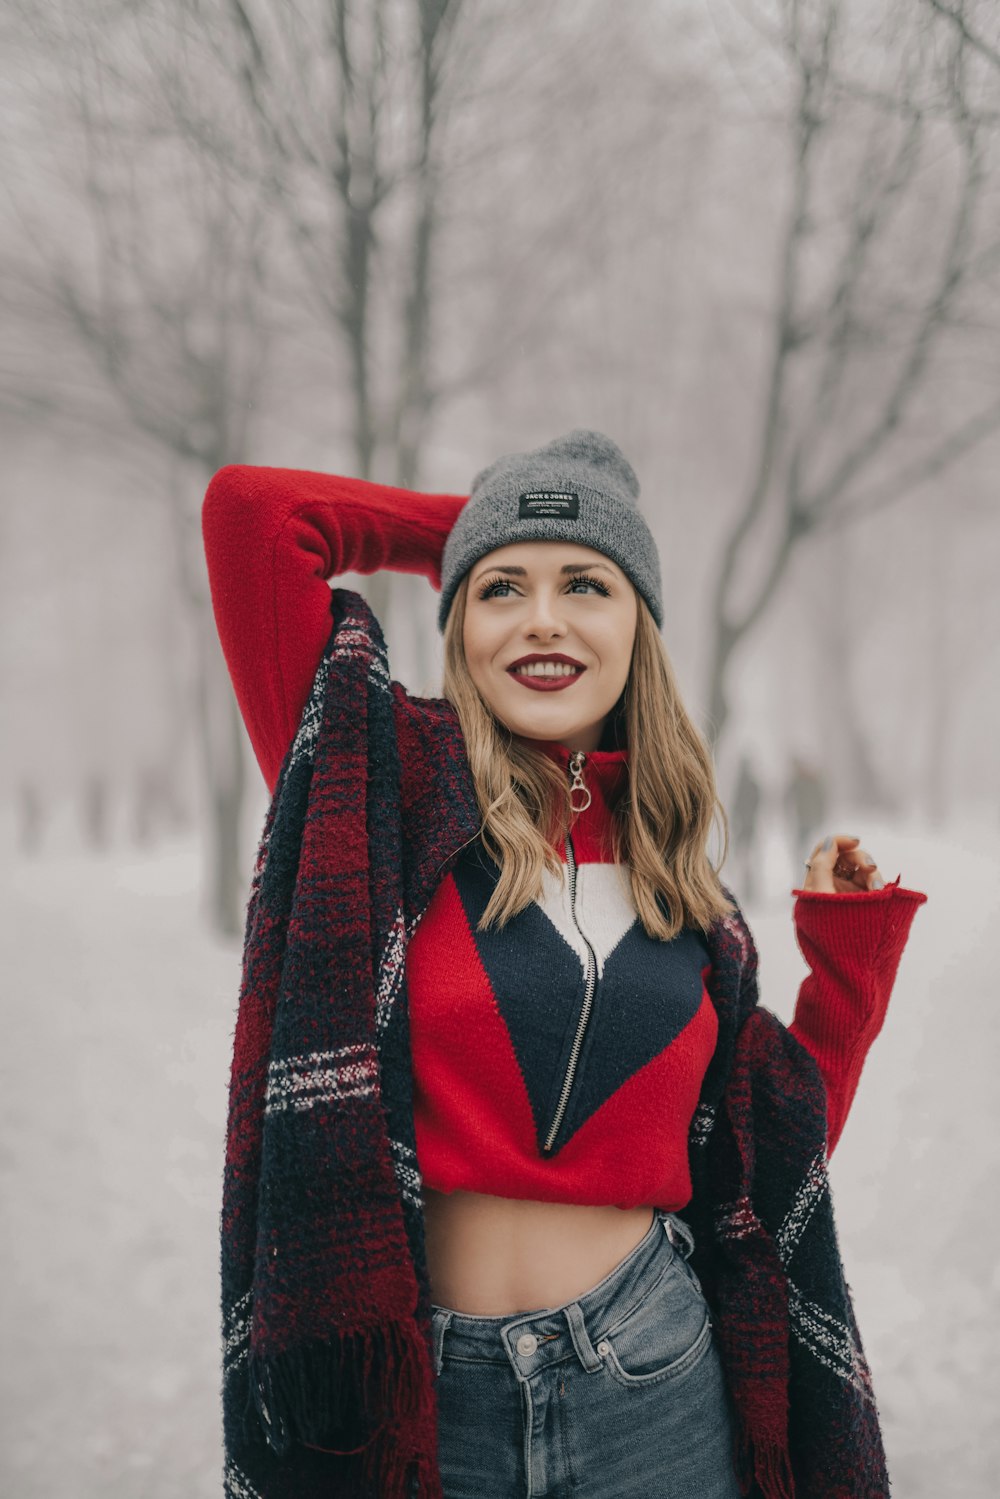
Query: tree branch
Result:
<box><xmin>819</xmin><ymin>397</ymin><xmax>1000</xmax><ymax>530</ymax></box>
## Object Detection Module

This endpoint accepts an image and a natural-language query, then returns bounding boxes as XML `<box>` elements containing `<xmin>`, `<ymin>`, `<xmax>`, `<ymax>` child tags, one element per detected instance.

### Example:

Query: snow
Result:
<box><xmin>1</xmin><ymin>816</ymin><xmax>996</xmax><ymax>1496</ymax></box>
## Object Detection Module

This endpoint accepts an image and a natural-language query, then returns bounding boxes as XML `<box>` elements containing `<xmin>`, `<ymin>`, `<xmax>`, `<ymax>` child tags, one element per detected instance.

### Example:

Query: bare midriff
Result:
<box><xmin>422</xmin><ymin>1186</ymin><xmax>657</xmax><ymax>1316</ymax></box>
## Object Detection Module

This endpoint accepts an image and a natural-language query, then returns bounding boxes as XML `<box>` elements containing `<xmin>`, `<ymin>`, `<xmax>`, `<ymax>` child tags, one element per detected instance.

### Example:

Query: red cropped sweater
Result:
<box><xmin>202</xmin><ymin>462</ymin><xmax>928</xmax><ymax>1207</ymax></box>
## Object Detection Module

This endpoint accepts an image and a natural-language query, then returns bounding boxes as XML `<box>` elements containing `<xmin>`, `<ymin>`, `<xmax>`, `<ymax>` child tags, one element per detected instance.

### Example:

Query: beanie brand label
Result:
<box><xmin>518</xmin><ymin>490</ymin><xmax>579</xmax><ymax>518</ymax></box>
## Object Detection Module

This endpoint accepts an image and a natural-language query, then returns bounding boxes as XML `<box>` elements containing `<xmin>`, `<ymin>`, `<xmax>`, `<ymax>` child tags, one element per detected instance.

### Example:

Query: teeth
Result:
<box><xmin>513</xmin><ymin>662</ymin><xmax>582</xmax><ymax>677</ymax></box>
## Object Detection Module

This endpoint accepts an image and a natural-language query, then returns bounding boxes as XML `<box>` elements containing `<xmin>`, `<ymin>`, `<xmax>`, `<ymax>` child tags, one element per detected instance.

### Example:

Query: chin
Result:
<box><xmin>512</xmin><ymin>715</ymin><xmax>589</xmax><ymax>740</ymax></box>
<box><xmin>484</xmin><ymin>681</ymin><xmax>602</xmax><ymax>740</ymax></box>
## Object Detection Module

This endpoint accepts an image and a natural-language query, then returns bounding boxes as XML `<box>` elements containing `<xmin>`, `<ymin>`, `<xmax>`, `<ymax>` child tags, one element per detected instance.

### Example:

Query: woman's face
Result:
<box><xmin>462</xmin><ymin>540</ymin><xmax>638</xmax><ymax>753</ymax></box>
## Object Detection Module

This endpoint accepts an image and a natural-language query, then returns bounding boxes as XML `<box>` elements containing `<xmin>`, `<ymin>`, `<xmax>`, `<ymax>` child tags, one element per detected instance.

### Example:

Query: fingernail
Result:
<box><xmin>873</xmin><ymin>876</ymin><xmax>885</xmax><ymax>889</ymax></box>
<box><xmin>821</xmin><ymin>835</ymin><xmax>832</xmax><ymax>851</ymax></box>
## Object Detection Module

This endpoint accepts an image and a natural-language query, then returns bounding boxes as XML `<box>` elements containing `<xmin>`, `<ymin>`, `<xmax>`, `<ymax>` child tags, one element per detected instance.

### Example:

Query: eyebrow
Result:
<box><xmin>471</xmin><ymin>561</ymin><xmax>617</xmax><ymax>582</ymax></box>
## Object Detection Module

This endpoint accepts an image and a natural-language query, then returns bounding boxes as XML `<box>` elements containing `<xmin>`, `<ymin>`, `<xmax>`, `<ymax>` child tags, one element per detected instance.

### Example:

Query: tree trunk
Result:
<box><xmin>195</xmin><ymin>612</ymin><xmax>247</xmax><ymax>938</ymax></box>
<box><xmin>923</xmin><ymin>513</ymin><xmax>952</xmax><ymax>826</ymax></box>
<box><xmin>813</xmin><ymin>523</ymin><xmax>899</xmax><ymax>816</ymax></box>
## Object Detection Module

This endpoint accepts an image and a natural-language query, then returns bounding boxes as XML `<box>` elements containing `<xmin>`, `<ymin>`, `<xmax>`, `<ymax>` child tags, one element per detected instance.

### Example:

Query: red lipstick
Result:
<box><xmin>507</xmin><ymin>654</ymin><xmax>586</xmax><ymax>692</ymax></box>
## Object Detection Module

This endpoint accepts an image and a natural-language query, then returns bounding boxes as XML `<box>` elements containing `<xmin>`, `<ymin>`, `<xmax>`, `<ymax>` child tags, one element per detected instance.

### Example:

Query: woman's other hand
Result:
<box><xmin>803</xmin><ymin>833</ymin><xmax>885</xmax><ymax>893</ymax></box>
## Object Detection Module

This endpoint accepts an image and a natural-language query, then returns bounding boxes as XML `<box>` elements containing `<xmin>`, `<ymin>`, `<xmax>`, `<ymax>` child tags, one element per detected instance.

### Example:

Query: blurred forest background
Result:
<box><xmin>1</xmin><ymin>0</ymin><xmax>998</xmax><ymax>1495</ymax></box>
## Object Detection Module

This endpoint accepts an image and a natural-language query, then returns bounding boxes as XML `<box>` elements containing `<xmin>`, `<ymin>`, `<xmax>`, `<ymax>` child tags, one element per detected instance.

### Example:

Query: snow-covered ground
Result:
<box><xmin>1</xmin><ymin>812</ymin><xmax>996</xmax><ymax>1497</ymax></box>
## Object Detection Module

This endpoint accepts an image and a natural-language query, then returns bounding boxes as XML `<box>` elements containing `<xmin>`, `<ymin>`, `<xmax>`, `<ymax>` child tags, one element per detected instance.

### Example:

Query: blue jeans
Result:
<box><xmin>430</xmin><ymin>1208</ymin><xmax>742</xmax><ymax>1498</ymax></box>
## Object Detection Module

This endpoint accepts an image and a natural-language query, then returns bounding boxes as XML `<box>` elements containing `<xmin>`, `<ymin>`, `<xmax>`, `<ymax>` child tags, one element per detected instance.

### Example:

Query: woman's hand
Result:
<box><xmin>802</xmin><ymin>833</ymin><xmax>885</xmax><ymax>893</ymax></box>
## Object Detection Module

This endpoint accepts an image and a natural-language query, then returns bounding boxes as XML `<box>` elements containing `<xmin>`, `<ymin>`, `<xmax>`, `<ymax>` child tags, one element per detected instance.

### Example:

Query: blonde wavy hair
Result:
<box><xmin>441</xmin><ymin>571</ymin><xmax>736</xmax><ymax>941</ymax></box>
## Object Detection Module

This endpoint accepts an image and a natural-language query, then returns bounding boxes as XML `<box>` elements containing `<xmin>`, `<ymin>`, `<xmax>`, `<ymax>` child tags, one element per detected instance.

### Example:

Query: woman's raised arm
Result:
<box><xmin>787</xmin><ymin>877</ymin><xmax>928</xmax><ymax>1155</ymax></box>
<box><xmin>201</xmin><ymin>463</ymin><xmax>466</xmax><ymax>794</ymax></box>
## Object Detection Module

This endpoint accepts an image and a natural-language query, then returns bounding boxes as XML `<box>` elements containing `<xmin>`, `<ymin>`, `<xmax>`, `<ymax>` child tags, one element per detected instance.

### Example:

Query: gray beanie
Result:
<box><xmin>437</xmin><ymin>428</ymin><xmax>663</xmax><ymax>632</ymax></box>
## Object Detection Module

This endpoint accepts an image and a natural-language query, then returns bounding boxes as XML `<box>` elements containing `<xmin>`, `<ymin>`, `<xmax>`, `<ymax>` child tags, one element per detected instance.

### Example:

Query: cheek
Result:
<box><xmin>463</xmin><ymin>623</ymin><xmax>495</xmax><ymax>681</ymax></box>
<box><xmin>605</xmin><ymin>603</ymin><xmax>637</xmax><ymax>665</ymax></box>
<box><xmin>464</xmin><ymin>613</ymin><xmax>505</xmax><ymax>666</ymax></box>
<box><xmin>593</xmin><ymin>618</ymin><xmax>634</xmax><ymax>668</ymax></box>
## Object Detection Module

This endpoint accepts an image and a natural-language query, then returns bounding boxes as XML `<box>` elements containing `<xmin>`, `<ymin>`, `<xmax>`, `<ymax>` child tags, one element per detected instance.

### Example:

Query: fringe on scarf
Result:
<box><xmin>243</xmin><ymin>1313</ymin><xmax>444</xmax><ymax>1499</ymax></box>
<box><xmin>735</xmin><ymin>1414</ymin><xmax>796</xmax><ymax>1499</ymax></box>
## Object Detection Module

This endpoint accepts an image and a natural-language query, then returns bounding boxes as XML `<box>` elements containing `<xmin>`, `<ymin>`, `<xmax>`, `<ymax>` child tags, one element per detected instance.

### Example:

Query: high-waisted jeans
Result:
<box><xmin>430</xmin><ymin>1208</ymin><xmax>743</xmax><ymax>1498</ymax></box>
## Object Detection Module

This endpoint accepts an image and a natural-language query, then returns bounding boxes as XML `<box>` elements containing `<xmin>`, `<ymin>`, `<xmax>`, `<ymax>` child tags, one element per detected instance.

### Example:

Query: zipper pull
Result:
<box><xmin>568</xmin><ymin>751</ymin><xmax>592</xmax><ymax>813</ymax></box>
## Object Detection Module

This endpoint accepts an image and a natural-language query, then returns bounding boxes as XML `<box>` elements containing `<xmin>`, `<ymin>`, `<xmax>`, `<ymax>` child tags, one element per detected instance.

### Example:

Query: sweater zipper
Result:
<box><xmin>543</xmin><ymin>751</ymin><xmax>597</xmax><ymax>1154</ymax></box>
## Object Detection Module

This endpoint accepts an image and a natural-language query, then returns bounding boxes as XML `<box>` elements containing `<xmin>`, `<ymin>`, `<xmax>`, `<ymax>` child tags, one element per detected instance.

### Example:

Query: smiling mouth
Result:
<box><xmin>508</xmin><ymin>664</ymin><xmax>586</xmax><ymax>692</ymax></box>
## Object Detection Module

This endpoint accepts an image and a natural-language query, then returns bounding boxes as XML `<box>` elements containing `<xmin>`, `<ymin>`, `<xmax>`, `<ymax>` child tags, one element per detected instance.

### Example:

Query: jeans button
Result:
<box><xmin>597</xmin><ymin>1340</ymin><xmax>610</xmax><ymax>1356</ymax></box>
<box><xmin>516</xmin><ymin>1332</ymin><xmax>538</xmax><ymax>1356</ymax></box>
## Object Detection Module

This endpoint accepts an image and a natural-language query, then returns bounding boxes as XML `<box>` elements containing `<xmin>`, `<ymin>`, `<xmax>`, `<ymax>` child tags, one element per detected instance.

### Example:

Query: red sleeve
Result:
<box><xmin>787</xmin><ymin>875</ymin><xmax>929</xmax><ymax>1156</ymax></box>
<box><xmin>201</xmin><ymin>463</ymin><xmax>467</xmax><ymax>794</ymax></box>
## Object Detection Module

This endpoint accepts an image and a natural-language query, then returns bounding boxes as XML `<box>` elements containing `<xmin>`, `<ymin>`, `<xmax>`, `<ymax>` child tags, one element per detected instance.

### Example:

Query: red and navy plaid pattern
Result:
<box><xmin>220</xmin><ymin>588</ymin><xmax>890</xmax><ymax>1499</ymax></box>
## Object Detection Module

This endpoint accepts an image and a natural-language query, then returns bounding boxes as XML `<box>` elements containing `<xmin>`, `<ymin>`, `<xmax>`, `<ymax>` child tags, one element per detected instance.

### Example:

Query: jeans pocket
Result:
<box><xmin>598</xmin><ymin>1258</ymin><xmax>712</xmax><ymax>1388</ymax></box>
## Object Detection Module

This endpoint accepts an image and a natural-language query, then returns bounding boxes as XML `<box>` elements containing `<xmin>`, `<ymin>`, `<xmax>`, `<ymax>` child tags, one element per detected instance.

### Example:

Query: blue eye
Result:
<box><xmin>569</xmin><ymin>574</ymin><xmax>612</xmax><ymax>595</ymax></box>
<box><xmin>475</xmin><ymin>573</ymin><xmax>611</xmax><ymax>600</ymax></box>
<box><xmin>476</xmin><ymin>577</ymin><xmax>511</xmax><ymax>598</ymax></box>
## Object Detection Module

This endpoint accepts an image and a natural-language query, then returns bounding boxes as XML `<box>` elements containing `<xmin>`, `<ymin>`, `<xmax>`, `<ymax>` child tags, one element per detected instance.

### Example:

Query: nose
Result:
<box><xmin>522</xmin><ymin>589</ymin><xmax>569</xmax><ymax>638</ymax></box>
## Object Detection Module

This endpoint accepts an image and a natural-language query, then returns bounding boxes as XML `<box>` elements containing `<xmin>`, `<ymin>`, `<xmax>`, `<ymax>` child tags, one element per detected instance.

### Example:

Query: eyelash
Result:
<box><xmin>475</xmin><ymin>572</ymin><xmax>612</xmax><ymax>600</ymax></box>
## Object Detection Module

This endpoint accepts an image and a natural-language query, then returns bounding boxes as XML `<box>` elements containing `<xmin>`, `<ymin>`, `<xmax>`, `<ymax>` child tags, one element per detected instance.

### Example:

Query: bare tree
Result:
<box><xmin>704</xmin><ymin>0</ymin><xmax>1000</xmax><ymax>808</ymax></box>
<box><xmin>153</xmin><ymin>0</ymin><xmax>665</xmax><ymax>615</ymax></box>
<box><xmin>922</xmin><ymin>0</ymin><xmax>1000</xmax><ymax>78</ymax></box>
<box><xmin>154</xmin><ymin>0</ymin><xmax>506</xmax><ymax>625</ymax></box>
<box><xmin>1</xmin><ymin>0</ymin><xmax>703</xmax><ymax>930</ymax></box>
<box><xmin>1</xmin><ymin>0</ymin><xmax>278</xmax><ymax>933</ymax></box>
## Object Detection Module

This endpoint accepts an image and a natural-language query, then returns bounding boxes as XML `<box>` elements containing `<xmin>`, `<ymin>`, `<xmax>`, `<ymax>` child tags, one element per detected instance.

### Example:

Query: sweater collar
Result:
<box><xmin>523</xmin><ymin>735</ymin><xmax>628</xmax><ymax>767</ymax></box>
<box><xmin>514</xmin><ymin>736</ymin><xmax>629</xmax><ymax>849</ymax></box>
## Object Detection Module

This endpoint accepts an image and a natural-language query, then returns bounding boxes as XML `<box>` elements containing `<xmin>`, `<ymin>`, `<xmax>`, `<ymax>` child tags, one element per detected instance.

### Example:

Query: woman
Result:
<box><xmin>203</xmin><ymin>429</ymin><xmax>927</xmax><ymax>1499</ymax></box>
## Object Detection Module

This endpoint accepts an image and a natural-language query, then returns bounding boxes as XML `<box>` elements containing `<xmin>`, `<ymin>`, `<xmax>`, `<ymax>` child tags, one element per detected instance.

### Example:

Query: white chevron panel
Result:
<box><xmin>534</xmin><ymin>860</ymin><xmax>637</xmax><ymax>978</ymax></box>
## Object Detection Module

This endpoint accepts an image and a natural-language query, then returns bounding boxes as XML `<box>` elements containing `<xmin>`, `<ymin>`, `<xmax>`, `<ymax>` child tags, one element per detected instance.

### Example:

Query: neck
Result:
<box><xmin>512</xmin><ymin>711</ymin><xmax>627</xmax><ymax>758</ymax></box>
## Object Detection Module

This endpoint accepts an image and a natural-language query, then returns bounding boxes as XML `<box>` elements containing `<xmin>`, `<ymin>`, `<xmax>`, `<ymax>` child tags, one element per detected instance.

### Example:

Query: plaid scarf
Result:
<box><xmin>220</xmin><ymin>588</ymin><xmax>890</xmax><ymax>1499</ymax></box>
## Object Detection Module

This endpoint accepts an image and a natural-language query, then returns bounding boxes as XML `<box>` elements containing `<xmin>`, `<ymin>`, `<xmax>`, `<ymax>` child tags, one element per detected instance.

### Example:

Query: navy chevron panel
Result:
<box><xmin>450</xmin><ymin>840</ymin><xmax>711</xmax><ymax>1155</ymax></box>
